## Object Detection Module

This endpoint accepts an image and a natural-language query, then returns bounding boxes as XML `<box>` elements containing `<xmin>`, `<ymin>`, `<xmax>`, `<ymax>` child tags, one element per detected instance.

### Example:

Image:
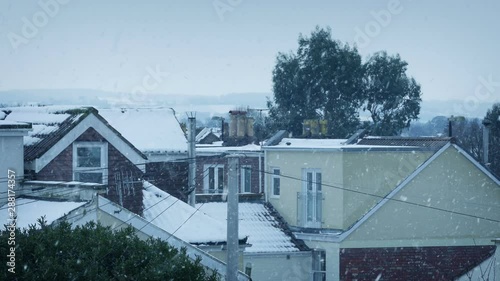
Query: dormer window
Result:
<box><xmin>73</xmin><ymin>142</ymin><xmax>108</xmax><ymax>184</ymax></box>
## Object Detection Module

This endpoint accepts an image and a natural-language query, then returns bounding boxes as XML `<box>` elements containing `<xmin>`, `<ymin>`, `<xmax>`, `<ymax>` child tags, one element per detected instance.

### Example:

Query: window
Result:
<box><xmin>312</xmin><ymin>249</ymin><xmax>326</xmax><ymax>281</ymax></box>
<box><xmin>73</xmin><ymin>142</ymin><xmax>108</xmax><ymax>184</ymax></box>
<box><xmin>203</xmin><ymin>165</ymin><xmax>224</xmax><ymax>193</ymax></box>
<box><xmin>272</xmin><ymin>168</ymin><xmax>280</xmax><ymax>196</ymax></box>
<box><xmin>240</xmin><ymin>165</ymin><xmax>251</xmax><ymax>193</ymax></box>
<box><xmin>301</xmin><ymin>168</ymin><xmax>322</xmax><ymax>227</ymax></box>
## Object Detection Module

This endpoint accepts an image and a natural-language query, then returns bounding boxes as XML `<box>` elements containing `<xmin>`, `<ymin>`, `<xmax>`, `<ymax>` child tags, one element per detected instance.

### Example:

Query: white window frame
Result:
<box><xmin>240</xmin><ymin>165</ymin><xmax>252</xmax><ymax>193</ymax></box>
<box><xmin>312</xmin><ymin>249</ymin><xmax>326</xmax><ymax>281</ymax></box>
<box><xmin>271</xmin><ymin>167</ymin><xmax>281</xmax><ymax>198</ymax></box>
<box><xmin>302</xmin><ymin>168</ymin><xmax>322</xmax><ymax>228</ymax></box>
<box><xmin>203</xmin><ymin>164</ymin><xmax>224</xmax><ymax>193</ymax></box>
<box><xmin>73</xmin><ymin>142</ymin><xmax>108</xmax><ymax>184</ymax></box>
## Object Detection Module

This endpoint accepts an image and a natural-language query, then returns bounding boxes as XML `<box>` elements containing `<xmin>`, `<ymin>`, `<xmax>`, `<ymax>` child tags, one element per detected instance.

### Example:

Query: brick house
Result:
<box><xmin>98</xmin><ymin>108</ymin><xmax>189</xmax><ymax>201</ymax></box>
<box><xmin>195</xmin><ymin>110</ymin><xmax>264</xmax><ymax>202</ymax></box>
<box><xmin>2</xmin><ymin>106</ymin><xmax>148</xmax><ymax>214</ymax></box>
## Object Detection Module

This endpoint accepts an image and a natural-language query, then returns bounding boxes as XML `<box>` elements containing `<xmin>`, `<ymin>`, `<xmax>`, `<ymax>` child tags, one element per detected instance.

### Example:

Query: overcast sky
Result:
<box><xmin>1</xmin><ymin>0</ymin><xmax>499</xmax><ymax>102</ymax></box>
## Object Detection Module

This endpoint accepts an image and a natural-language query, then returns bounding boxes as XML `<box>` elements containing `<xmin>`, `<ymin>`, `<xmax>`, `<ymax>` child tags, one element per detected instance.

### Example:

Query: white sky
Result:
<box><xmin>1</xmin><ymin>0</ymin><xmax>499</xmax><ymax>102</ymax></box>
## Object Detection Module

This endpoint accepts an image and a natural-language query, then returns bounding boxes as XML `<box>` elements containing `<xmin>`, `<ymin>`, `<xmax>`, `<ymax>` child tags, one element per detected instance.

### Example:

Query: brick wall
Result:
<box><xmin>107</xmin><ymin>141</ymin><xmax>144</xmax><ymax>215</ymax></box>
<box><xmin>36</xmin><ymin>127</ymin><xmax>144</xmax><ymax>215</ymax></box>
<box><xmin>340</xmin><ymin>246</ymin><xmax>496</xmax><ymax>280</ymax></box>
<box><xmin>145</xmin><ymin>161</ymin><xmax>188</xmax><ymax>202</ymax></box>
<box><xmin>195</xmin><ymin>155</ymin><xmax>263</xmax><ymax>194</ymax></box>
<box><xmin>37</xmin><ymin>144</ymin><xmax>73</xmax><ymax>181</ymax></box>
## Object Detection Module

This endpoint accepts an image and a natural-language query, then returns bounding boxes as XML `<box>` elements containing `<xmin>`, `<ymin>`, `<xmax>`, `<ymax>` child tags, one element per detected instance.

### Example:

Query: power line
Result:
<box><xmin>0</xmin><ymin>156</ymin><xmax>200</xmax><ymax>183</ymax></box>
<box><xmin>244</xmin><ymin>166</ymin><xmax>500</xmax><ymax>224</ymax></box>
<box><xmin>30</xmin><ymin>162</ymin><xmax>222</xmax><ymax>232</ymax></box>
<box><xmin>0</xmin><ymin>154</ymin><xmax>229</xmax><ymax>200</ymax></box>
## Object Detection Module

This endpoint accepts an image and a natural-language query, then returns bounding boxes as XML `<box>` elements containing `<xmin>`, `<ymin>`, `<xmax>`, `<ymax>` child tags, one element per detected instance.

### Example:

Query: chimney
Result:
<box><xmin>483</xmin><ymin>118</ymin><xmax>492</xmax><ymax>166</ymax></box>
<box><xmin>237</xmin><ymin>114</ymin><xmax>246</xmax><ymax>137</ymax></box>
<box><xmin>225</xmin><ymin>110</ymin><xmax>254</xmax><ymax>146</ymax></box>
<box><xmin>0</xmin><ymin>121</ymin><xmax>32</xmax><ymax>206</ymax></box>
<box><xmin>303</xmin><ymin>119</ymin><xmax>328</xmax><ymax>137</ymax></box>
<box><xmin>223</xmin><ymin>122</ymin><xmax>229</xmax><ymax>141</ymax></box>
<box><xmin>247</xmin><ymin>117</ymin><xmax>254</xmax><ymax>137</ymax></box>
<box><xmin>229</xmin><ymin>112</ymin><xmax>238</xmax><ymax>138</ymax></box>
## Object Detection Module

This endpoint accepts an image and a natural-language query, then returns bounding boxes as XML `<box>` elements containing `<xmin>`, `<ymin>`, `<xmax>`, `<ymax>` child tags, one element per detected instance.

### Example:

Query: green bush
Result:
<box><xmin>1</xmin><ymin>218</ymin><xmax>220</xmax><ymax>281</ymax></box>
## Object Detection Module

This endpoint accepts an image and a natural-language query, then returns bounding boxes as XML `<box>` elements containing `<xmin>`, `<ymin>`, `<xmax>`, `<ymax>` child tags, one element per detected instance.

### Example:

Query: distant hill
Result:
<box><xmin>0</xmin><ymin>89</ymin><xmax>270</xmax><ymax>121</ymax></box>
<box><xmin>0</xmin><ymin>89</ymin><xmax>495</xmax><ymax>122</ymax></box>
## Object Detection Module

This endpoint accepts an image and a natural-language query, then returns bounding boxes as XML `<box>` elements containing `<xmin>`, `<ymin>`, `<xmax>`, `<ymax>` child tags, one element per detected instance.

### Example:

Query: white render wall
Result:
<box><xmin>244</xmin><ymin>252</ymin><xmax>312</xmax><ymax>281</ymax></box>
<box><xmin>0</xmin><ymin>128</ymin><xmax>30</xmax><ymax>206</ymax></box>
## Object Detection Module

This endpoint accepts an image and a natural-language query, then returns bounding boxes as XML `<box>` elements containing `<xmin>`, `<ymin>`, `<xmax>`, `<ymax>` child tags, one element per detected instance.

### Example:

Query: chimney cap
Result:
<box><xmin>0</xmin><ymin>120</ymin><xmax>32</xmax><ymax>130</ymax></box>
<box><xmin>483</xmin><ymin>118</ymin><xmax>492</xmax><ymax>127</ymax></box>
<box><xmin>229</xmin><ymin>110</ymin><xmax>247</xmax><ymax>115</ymax></box>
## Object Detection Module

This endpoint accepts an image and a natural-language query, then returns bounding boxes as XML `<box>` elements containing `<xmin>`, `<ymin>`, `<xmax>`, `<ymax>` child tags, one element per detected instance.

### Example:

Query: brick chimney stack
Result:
<box><xmin>224</xmin><ymin>110</ymin><xmax>254</xmax><ymax>146</ymax></box>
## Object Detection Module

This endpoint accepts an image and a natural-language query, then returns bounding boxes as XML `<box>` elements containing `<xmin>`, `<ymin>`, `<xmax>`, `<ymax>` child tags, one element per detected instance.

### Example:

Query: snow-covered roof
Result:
<box><xmin>196</xmin><ymin>127</ymin><xmax>214</xmax><ymax>143</ymax></box>
<box><xmin>197</xmin><ymin>143</ymin><xmax>262</xmax><ymax>154</ymax></box>
<box><xmin>1</xmin><ymin>106</ymin><xmax>87</xmax><ymax>150</ymax></box>
<box><xmin>99</xmin><ymin>108</ymin><xmax>187</xmax><ymax>153</ymax></box>
<box><xmin>271</xmin><ymin>138</ymin><xmax>347</xmax><ymax>148</ymax></box>
<box><xmin>197</xmin><ymin>202</ymin><xmax>304</xmax><ymax>253</ymax></box>
<box><xmin>92</xmin><ymin>196</ymin><xmax>251</xmax><ymax>281</ymax></box>
<box><xmin>0</xmin><ymin>120</ymin><xmax>32</xmax><ymax>131</ymax></box>
<box><xmin>357</xmin><ymin>136</ymin><xmax>451</xmax><ymax>149</ymax></box>
<box><xmin>0</xmin><ymin>198</ymin><xmax>87</xmax><ymax>229</ymax></box>
<box><xmin>265</xmin><ymin>137</ymin><xmax>421</xmax><ymax>150</ymax></box>
<box><xmin>0</xmin><ymin>120</ymin><xmax>30</xmax><ymax>126</ymax></box>
<box><xmin>142</xmin><ymin>181</ymin><xmax>246</xmax><ymax>244</ymax></box>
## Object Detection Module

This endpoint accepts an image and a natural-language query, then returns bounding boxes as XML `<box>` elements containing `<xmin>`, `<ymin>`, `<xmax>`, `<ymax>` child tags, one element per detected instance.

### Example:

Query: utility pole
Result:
<box><xmin>448</xmin><ymin>115</ymin><xmax>465</xmax><ymax>137</ymax></box>
<box><xmin>188</xmin><ymin>115</ymin><xmax>196</xmax><ymax>207</ymax></box>
<box><xmin>483</xmin><ymin>118</ymin><xmax>492</xmax><ymax>166</ymax></box>
<box><xmin>226</xmin><ymin>155</ymin><xmax>240</xmax><ymax>281</ymax></box>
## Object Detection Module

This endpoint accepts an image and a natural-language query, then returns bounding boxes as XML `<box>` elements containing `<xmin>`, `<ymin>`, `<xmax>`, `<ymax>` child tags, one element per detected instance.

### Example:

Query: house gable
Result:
<box><xmin>36</xmin><ymin>127</ymin><xmax>145</xmax><ymax>215</ymax></box>
<box><xmin>342</xmin><ymin>144</ymin><xmax>500</xmax><ymax>247</ymax></box>
<box><xmin>341</xmin><ymin>149</ymin><xmax>434</xmax><ymax>229</ymax></box>
<box><xmin>34</xmin><ymin>113</ymin><xmax>146</xmax><ymax>173</ymax></box>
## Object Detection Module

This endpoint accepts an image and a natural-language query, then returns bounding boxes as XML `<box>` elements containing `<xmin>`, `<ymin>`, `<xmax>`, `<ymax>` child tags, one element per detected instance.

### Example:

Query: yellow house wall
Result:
<box><xmin>342</xmin><ymin>150</ymin><xmax>432</xmax><ymax>229</ymax></box>
<box><xmin>343</xmin><ymin>146</ymin><xmax>500</xmax><ymax>248</ymax></box>
<box><xmin>266</xmin><ymin>149</ymin><xmax>432</xmax><ymax>230</ymax></box>
<box><xmin>266</xmin><ymin>150</ymin><xmax>344</xmax><ymax>229</ymax></box>
<box><xmin>244</xmin><ymin>253</ymin><xmax>312</xmax><ymax>281</ymax></box>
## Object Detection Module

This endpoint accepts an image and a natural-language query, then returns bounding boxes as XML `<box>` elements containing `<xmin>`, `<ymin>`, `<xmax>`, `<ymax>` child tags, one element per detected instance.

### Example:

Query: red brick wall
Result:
<box><xmin>36</xmin><ymin>127</ymin><xmax>144</xmax><ymax>215</ymax></box>
<box><xmin>37</xmin><ymin>144</ymin><xmax>73</xmax><ymax>181</ymax></box>
<box><xmin>340</xmin><ymin>246</ymin><xmax>496</xmax><ymax>280</ymax></box>
<box><xmin>195</xmin><ymin>155</ymin><xmax>263</xmax><ymax>194</ymax></box>
<box><xmin>195</xmin><ymin>156</ymin><xmax>226</xmax><ymax>193</ymax></box>
<box><xmin>107</xmin><ymin>141</ymin><xmax>144</xmax><ymax>215</ymax></box>
<box><xmin>145</xmin><ymin>161</ymin><xmax>188</xmax><ymax>202</ymax></box>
